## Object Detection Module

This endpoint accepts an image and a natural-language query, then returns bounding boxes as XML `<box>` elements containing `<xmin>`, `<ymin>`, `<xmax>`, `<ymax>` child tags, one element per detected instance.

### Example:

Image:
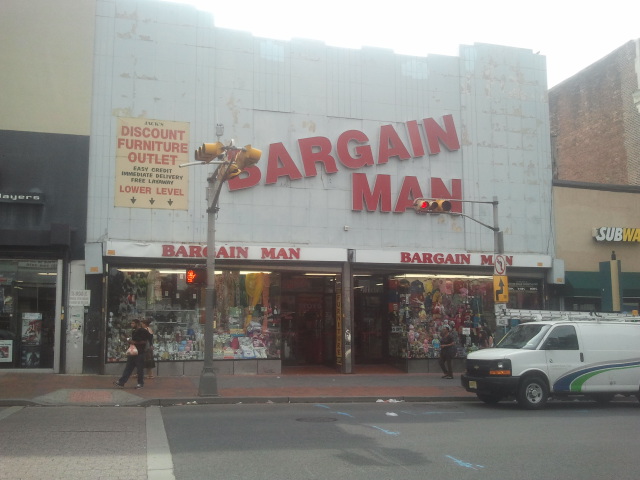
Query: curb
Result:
<box><xmin>0</xmin><ymin>399</ymin><xmax>39</xmax><ymax>407</ymax></box>
<box><xmin>0</xmin><ymin>395</ymin><xmax>479</xmax><ymax>408</ymax></box>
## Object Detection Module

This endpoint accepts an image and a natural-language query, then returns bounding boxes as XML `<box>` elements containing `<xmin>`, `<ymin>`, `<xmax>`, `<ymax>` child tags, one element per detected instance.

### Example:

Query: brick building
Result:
<box><xmin>550</xmin><ymin>40</ymin><xmax>640</xmax><ymax>185</ymax></box>
<box><xmin>549</xmin><ymin>39</ymin><xmax>640</xmax><ymax>311</ymax></box>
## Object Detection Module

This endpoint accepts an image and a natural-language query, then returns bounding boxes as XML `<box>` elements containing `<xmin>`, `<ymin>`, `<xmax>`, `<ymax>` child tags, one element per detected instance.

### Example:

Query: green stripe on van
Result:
<box><xmin>570</xmin><ymin>366</ymin><xmax>638</xmax><ymax>392</ymax></box>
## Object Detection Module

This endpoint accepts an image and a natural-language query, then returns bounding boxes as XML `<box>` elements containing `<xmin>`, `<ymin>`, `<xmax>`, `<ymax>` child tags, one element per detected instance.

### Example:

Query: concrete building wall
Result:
<box><xmin>87</xmin><ymin>0</ymin><xmax>553</xmax><ymax>258</ymax></box>
<box><xmin>0</xmin><ymin>0</ymin><xmax>93</xmax><ymax>259</ymax></box>
<box><xmin>0</xmin><ymin>0</ymin><xmax>95</xmax><ymax>135</ymax></box>
<box><xmin>554</xmin><ymin>186</ymin><xmax>640</xmax><ymax>273</ymax></box>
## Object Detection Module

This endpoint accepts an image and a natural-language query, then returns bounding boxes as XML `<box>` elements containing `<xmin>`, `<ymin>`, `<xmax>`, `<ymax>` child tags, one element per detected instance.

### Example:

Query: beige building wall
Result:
<box><xmin>554</xmin><ymin>186</ymin><xmax>640</xmax><ymax>272</ymax></box>
<box><xmin>0</xmin><ymin>0</ymin><xmax>95</xmax><ymax>135</ymax></box>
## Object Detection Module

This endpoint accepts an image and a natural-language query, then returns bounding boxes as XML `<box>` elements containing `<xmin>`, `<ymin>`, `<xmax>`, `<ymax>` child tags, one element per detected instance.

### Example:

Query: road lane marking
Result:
<box><xmin>146</xmin><ymin>406</ymin><xmax>176</xmax><ymax>480</ymax></box>
<box><xmin>0</xmin><ymin>406</ymin><xmax>23</xmax><ymax>421</ymax></box>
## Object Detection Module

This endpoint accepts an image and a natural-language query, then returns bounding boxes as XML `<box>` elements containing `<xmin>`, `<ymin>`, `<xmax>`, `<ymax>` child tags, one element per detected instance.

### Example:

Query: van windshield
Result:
<box><xmin>495</xmin><ymin>323</ymin><xmax>551</xmax><ymax>350</ymax></box>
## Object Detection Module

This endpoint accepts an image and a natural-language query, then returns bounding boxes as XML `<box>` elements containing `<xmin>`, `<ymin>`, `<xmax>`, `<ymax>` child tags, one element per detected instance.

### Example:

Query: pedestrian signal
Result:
<box><xmin>185</xmin><ymin>267</ymin><xmax>207</xmax><ymax>285</ymax></box>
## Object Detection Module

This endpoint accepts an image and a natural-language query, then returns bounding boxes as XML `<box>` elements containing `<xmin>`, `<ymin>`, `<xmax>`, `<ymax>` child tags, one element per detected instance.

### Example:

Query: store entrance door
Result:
<box><xmin>280</xmin><ymin>274</ymin><xmax>336</xmax><ymax>367</ymax></box>
<box><xmin>353</xmin><ymin>289</ymin><xmax>386</xmax><ymax>364</ymax></box>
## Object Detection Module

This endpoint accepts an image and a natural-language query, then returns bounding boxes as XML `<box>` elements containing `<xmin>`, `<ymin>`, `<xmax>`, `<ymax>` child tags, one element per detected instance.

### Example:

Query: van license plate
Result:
<box><xmin>469</xmin><ymin>381</ymin><xmax>477</xmax><ymax>389</ymax></box>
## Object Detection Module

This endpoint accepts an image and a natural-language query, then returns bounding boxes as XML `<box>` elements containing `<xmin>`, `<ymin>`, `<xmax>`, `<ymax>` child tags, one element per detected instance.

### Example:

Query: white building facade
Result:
<box><xmin>80</xmin><ymin>0</ymin><xmax>555</xmax><ymax>376</ymax></box>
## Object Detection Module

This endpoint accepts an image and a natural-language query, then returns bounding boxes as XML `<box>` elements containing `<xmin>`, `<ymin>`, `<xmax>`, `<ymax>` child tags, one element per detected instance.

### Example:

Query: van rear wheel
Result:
<box><xmin>517</xmin><ymin>376</ymin><xmax>548</xmax><ymax>409</ymax></box>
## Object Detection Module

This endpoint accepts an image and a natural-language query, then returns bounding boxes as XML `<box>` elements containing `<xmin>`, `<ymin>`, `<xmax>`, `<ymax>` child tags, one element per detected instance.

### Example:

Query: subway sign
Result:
<box><xmin>593</xmin><ymin>227</ymin><xmax>640</xmax><ymax>243</ymax></box>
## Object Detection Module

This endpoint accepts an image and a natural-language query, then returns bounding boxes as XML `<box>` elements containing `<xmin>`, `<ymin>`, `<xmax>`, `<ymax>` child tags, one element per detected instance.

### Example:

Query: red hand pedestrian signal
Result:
<box><xmin>185</xmin><ymin>267</ymin><xmax>207</xmax><ymax>285</ymax></box>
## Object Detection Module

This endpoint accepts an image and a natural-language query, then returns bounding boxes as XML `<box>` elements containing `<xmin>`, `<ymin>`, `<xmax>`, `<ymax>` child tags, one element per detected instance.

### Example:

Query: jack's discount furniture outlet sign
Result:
<box><xmin>115</xmin><ymin>117</ymin><xmax>190</xmax><ymax>210</ymax></box>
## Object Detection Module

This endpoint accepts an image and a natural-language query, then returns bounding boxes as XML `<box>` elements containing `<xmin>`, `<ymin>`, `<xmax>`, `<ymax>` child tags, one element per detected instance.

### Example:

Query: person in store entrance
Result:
<box><xmin>113</xmin><ymin>318</ymin><xmax>152</xmax><ymax>389</ymax></box>
<box><xmin>141</xmin><ymin>318</ymin><xmax>155</xmax><ymax>378</ymax></box>
<box><xmin>438</xmin><ymin>325</ymin><xmax>455</xmax><ymax>379</ymax></box>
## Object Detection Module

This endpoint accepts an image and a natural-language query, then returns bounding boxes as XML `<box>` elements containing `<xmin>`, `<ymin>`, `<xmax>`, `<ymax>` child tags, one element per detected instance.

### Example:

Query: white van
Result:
<box><xmin>461</xmin><ymin>320</ymin><xmax>640</xmax><ymax>409</ymax></box>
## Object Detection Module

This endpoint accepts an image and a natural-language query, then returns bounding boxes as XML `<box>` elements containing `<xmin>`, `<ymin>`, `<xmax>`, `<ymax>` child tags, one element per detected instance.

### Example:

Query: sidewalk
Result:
<box><xmin>0</xmin><ymin>365</ymin><xmax>477</xmax><ymax>407</ymax></box>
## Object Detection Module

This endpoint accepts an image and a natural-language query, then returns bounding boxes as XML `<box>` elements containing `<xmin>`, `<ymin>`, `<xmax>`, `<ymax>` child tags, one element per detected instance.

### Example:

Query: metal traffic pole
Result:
<box><xmin>180</xmin><ymin>125</ymin><xmax>261</xmax><ymax>396</ymax></box>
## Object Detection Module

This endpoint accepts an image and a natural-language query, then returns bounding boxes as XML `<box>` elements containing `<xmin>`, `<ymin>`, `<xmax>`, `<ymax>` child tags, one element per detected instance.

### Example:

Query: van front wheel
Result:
<box><xmin>517</xmin><ymin>376</ymin><xmax>548</xmax><ymax>409</ymax></box>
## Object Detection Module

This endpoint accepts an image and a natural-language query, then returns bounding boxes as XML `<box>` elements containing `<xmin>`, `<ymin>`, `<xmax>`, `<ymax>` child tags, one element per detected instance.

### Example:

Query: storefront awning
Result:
<box><xmin>622</xmin><ymin>272</ymin><xmax>640</xmax><ymax>298</ymax></box>
<box><xmin>563</xmin><ymin>271</ymin><xmax>601</xmax><ymax>297</ymax></box>
<box><xmin>563</xmin><ymin>271</ymin><xmax>640</xmax><ymax>298</ymax></box>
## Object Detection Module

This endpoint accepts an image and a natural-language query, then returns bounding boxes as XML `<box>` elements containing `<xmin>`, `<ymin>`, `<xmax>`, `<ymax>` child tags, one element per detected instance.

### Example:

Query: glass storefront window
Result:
<box><xmin>386</xmin><ymin>275</ymin><xmax>495</xmax><ymax>360</ymax></box>
<box><xmin>106</xmin><ymin>267</ymin><xmax>282</xmax><ymax>363</ymax></box>
<box><xmin>0</xmin><ymin>259</ymin><xmax>58</xmax><ymax>369</ymax></box>
<box><xmin>507</xmin><ymin>279</ymin><xmax>542</xmax><ymax>309</ymax></box>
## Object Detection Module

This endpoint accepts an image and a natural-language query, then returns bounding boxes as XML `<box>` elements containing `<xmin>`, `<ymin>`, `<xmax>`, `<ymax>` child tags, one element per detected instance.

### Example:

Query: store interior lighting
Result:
<box><xmin>395</xmin><ymin>274</ymin><xmax>492</xmax><ymax>279</ymax></box>
<box><xmin>119</xmin><ymin>268</ymin><xmax>277</xmax><ymax>275</ymax></box>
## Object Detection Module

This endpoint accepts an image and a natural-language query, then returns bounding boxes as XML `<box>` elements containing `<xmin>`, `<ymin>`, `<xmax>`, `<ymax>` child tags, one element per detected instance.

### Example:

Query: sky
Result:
<box><xmin>169</xmin><ymin>0</ymin><xmax>638</xmax><ymax>88</ymax></box>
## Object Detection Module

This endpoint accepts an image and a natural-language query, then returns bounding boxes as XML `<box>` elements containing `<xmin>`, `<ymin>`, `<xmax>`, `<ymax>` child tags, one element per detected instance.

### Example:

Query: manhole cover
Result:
<box><xmin>295</xmin><ymin>417</ymin><xmax>338</xmax><ymax>423</ymax></box>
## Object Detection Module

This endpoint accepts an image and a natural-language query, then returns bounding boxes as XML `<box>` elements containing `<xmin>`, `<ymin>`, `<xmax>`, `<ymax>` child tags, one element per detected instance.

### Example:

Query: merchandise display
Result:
<box><xmin>106</xmin><ymin>268</ymin><xmax>281</xmax><ymax>363</ymax></box>
<box><xmin>387</xmin><ymin>276</ymin><xmax>496</xmax><ymax>359</ymax></box>
<box><xmin>105</xmin><ymin>267</ymin><xmax>537</xmax><ymax>367</ymax></box>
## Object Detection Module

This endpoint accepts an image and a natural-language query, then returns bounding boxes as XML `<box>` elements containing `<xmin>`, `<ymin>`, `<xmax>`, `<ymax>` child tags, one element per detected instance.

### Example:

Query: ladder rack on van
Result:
<box><xmin>494</xmin><ymin>307</ymin><xmax>640</xmax><ymax>323</ymax></box>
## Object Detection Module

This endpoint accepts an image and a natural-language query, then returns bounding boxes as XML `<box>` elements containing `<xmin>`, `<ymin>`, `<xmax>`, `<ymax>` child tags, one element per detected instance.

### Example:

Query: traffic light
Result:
<box><xmin>185</xmin><ymin>267</ymin><xmax>207</xmax><ymax>285</ymax></box>
<box><xmin>413</xmin><ymin>198</ymin><xmax>452</xmax><ymax>213</ymax></box>
<box><xmin>235</xmin><ymin>145</ymin><xmax>262</xmax><ymax>170</ymax></box>
<box><xmin>195</xmin><ymin>142</ymin><xmax>225</xmax><ymax>163</ymax></box>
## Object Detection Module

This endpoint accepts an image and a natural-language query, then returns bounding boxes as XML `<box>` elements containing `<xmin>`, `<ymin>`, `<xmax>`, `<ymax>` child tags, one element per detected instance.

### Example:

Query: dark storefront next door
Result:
<box><xmin>0</xmin><ymin>259</ymin><xmax>59</xmax><ymax>369</ymax></box>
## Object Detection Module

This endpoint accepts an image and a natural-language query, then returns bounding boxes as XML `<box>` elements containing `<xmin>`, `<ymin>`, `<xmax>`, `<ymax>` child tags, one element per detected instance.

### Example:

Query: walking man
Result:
<box><xmin>114</xmin><ymin>318</ymin><xmax>152</xmax><ymax>389</ymax></box>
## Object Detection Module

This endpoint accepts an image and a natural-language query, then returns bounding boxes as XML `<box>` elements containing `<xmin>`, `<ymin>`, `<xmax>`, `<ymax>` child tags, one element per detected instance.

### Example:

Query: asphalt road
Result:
<box><xmin>161</xmin><ymin>400</ymin><xmax>640</xmax><ymax>480</ymax></box>
<box><xmin>1</xmin><ymin>400</ymin><xmax>639</xmax><ymax>480</ymax></box>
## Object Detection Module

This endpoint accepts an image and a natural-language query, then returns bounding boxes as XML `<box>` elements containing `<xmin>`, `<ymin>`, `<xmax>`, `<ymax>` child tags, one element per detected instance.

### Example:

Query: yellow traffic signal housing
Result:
<box><xmin>413</xmin><ymin>198</ymin><xmax>452</xmax><ymax>213</ymax></box>
<box><xmin>430</xmin><ymin>199</ymin><xmax>452</xmax><ymax>212</ymax></box>
<box><xmin>235</xmin><ymin>145</ymin><xmax>262</xmax><ymax>170</ymax></box>
<box><xmin>195</xmin><ymin>142</ymin><xmax>225</xmax><ymax>163</ymax></box>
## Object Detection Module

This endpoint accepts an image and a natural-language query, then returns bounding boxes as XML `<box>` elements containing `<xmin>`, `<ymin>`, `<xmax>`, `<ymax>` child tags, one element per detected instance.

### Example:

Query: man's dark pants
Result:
<box><xmin>118</xmin><ymin>353</ymin><xmax>145</xmax><ymax>386</ymax></box>
<box><xmin>439</xmin><ymin>352</ymin><xmax>453</xmax><ymax>377</ymax></box>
